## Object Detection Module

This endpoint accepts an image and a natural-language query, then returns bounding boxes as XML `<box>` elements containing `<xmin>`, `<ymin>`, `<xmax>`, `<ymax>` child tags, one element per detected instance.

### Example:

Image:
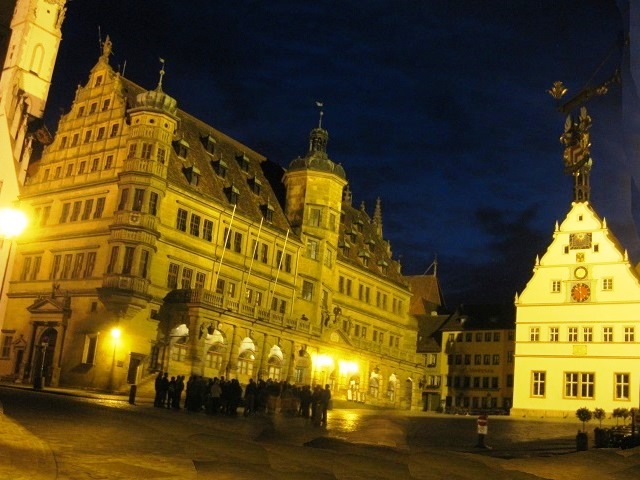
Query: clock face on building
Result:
<box><xmin>571</xmin><ymin>283</ymin><xmax>591</xmax><ymax>302</ymax></box>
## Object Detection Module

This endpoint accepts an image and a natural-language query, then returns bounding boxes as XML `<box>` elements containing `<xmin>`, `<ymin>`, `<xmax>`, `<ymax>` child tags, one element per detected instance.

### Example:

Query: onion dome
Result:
<box><xmin>131</xmin><ymin>59</ymin><xmax>178</xmax><ymax>117</ymax></box>
<box><xmin>288</xmin><ymin>125</ymin><xmax>346</xmax><ymax>179</ymax></box>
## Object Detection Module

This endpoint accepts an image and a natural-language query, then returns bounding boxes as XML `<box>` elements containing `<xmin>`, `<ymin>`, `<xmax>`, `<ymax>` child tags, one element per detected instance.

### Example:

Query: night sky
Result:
<box><xmin>45</xmin><ymin>1</ymin><xmax>629</xmax><ymax>308</ymax></box>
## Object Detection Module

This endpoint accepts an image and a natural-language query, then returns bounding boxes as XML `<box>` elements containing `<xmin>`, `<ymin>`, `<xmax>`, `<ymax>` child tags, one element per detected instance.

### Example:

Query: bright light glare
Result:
<box><xmin>111</xmin><ymin>327</ymin><xmax>121</xmax><ymax>339</ymax></box>
<box><xmin>0</xmin><ymin>208</ymin><xmax>28</xmax><ymax>238</ymax></box>
<box><xmin>339</xmin><ymin>360</ymin><xmax>358</xmax><ymax>375</ymax></box>
<box><xmin>314</xmin><ymin>354</ymin><xmax>334</xmax><ymax>369</ymax></box>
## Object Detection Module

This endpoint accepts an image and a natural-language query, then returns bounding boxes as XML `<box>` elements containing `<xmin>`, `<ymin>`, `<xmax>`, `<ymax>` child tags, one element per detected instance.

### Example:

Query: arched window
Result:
<box><xmin>267</xmin><ymin>344</ymin><xmax>283</xmax><ymax>381</ymax></box>
<box><xmin>369</xmin><ymin>370</ymin><xmax>380</xmax><ymax>398</ymax></box>
<box><xmin>29</xmin><ymin>44</ymin><xmax>45</xmax><ymax>75</ymax></box>
<box><xmin>237</xmin><ymin>337</ymin><xmax>256</xmax><ymax>376</ymax></box>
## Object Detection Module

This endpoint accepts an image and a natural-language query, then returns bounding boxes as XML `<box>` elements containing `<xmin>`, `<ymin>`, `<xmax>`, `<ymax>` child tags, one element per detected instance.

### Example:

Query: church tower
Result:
<box><xmin>0</xmin><ymin>0</ymin><xmax>66</xmax><ymax>196</ymax></box>
<box><xmin>0</xmin><ymin>0</ymin><xmax>65</xmax><ymax>327</ymax></box>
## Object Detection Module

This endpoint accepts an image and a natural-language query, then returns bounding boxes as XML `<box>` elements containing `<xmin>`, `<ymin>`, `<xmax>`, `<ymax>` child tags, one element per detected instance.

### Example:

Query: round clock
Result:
<box><xmin>571</xmin><ymin>283</ymin><xmax>591</xmax><ymax>302</ymax></box>
<box><xmin>574</xmin><ymin>266</ymin><xmax>588</xmax><ymax>279</ymax></box>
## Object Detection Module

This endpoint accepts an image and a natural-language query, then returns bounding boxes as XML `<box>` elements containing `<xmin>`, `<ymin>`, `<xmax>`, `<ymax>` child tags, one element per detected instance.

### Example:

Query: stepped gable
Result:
<box><xmin>119</xmin><ymin>76</ymin><xmax>292</xmax><ymax>234</ymax></box>
<box><xmin>337</xmin><ymin>201</ymin><xmax>405</xmax><ymax>285</ymax></box>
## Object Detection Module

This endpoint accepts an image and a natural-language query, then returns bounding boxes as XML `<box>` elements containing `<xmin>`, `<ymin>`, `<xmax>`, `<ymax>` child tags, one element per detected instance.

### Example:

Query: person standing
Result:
<box><xmin>320</xmin><ymin>384</ymin><xmax>331</xmax><ymax>427</ymax></box>
<box><xmin>244</xmin><ymin>378</ymin><xmax>257</xmax><ymax>417</ymax></box>
<box><xmin>153</xmin><ymin>372</ymin><xmax>164</xmax><ymax>407</ymax></box>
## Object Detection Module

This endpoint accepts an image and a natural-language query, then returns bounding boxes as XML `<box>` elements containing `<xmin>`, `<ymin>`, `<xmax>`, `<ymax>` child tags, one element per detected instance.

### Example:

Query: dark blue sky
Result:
<box><xmin>46</xmin><ymin>1</ymin><xmax>628</xmax><ymax>307</ymax></box>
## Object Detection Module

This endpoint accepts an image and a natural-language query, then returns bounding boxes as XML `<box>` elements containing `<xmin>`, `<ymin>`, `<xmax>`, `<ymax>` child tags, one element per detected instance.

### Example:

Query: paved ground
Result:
<box><xmin>1</xmin><ymin>382</ymin><xmax>640</xmax><ymax>479</ymax></box>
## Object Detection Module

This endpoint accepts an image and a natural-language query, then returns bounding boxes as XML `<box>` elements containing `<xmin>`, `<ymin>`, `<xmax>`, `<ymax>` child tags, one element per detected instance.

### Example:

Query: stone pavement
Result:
<box><xmin>1</xmin><ymin>382</ymin><xmax>640</xmax><ymax>479</ymax></box>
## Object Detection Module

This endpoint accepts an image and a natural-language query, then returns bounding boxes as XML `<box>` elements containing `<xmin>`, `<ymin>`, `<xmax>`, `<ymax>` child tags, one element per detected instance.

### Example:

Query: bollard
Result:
<box><xmin>128</xmin><ymin>384</ymin><xmax>137</xmax><ymax>405</ymax></box>
<box><xmin>476</xmin><ymin>414</ymin><xmax>490</xmax><ymax>449</ymax></box>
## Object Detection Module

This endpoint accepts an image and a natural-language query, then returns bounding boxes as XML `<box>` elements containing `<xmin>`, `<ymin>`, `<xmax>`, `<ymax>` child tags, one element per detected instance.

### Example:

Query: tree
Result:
<box><xmin>613</xmin><ymin>408</ymin><xmax>629</xmax><ymax>425</ymax></box>
<box><xmin>593</xmin><ymin>408</ymin><xmax>606</xmax><ymax>428</ymax></box>
<box><xmin>576</xmin><ymin>407</ymin><xmax>592</xmax><ymax>432</ymax></box>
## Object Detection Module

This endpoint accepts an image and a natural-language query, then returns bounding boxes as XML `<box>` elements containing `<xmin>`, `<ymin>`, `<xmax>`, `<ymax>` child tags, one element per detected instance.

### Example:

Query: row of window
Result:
<box><xmin>107</xmin><ymin>246</ymin><xmax>151</xmax><ymax>278</ymax></box>
<box><xmin>448</xmin><ymin>331</ymin><xmax>508</xmax><ymax>343</ymax></box>
<box><xmin>551</xmin><ymin>278</ymin><xmax>613</xmax><ymax>292</ymax></box>
<box><xmin>176</xmin><ymin>208</ymin><xmax>213</xmax><ymax>240</ymax></box>
<box><xmin>42</xmin><ymin>153</ymin><xmax>115</xmax><ymax>182</ymax></box>
<box><xmin>340</xmin><ymin>321</ymin><xmax>400</xmax><ymax>347</ymax></box>
<box><xmin>531</xmin><ymin>371</ymin><xmax>630</xmax><ymax>400</ymax></box>
<box><xmin>59</xmin><ymin>121</ymin><xmax>120</xmax><ymax>150</ymax></box>
<box><xmin>307</xmin><ymin>207</ymin><xmax>337</xmax><ymax>232</ymax></box>
<box><xmin>167</xmin><ymin>266</ymin><xmax>290</xmax><ymax>313</ymax></box>
<box><xmin>529</xmin><ymin>326</ymin><xmax>636</xmax><ymax>343</ymax></box>
<box><xmin>447</xmin><ymin>352</ymin><xmax>513</xmax><ymax>366</ymax></box>
<box><xmin>446</xmin><ymin>375</ymin><xmax>505</xmax><ymax>390</ymax></box>
<box><xmin>58</xmin><ymin>197</ymin><xmax>106</xmax><ymax>224</ymax></box>
<box><xmin>338</xmin><ymin>275</ymin><xmax>404</xmax><ymax>313</ymax></box>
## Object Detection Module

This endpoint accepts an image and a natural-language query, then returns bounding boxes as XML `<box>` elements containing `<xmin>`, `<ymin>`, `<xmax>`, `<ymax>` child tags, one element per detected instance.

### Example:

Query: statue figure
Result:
<box><xmin>560</xmin><ymin>106</ymin><xmax>592</xmax><ymax>175</ymax></box>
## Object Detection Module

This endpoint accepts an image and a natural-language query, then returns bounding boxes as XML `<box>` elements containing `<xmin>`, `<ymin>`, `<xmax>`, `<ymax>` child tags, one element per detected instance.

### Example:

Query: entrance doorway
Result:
<box><xmin>38</xmin><ymin>327</ymin><xmax>58</xmax><ymax>386</ymax></box>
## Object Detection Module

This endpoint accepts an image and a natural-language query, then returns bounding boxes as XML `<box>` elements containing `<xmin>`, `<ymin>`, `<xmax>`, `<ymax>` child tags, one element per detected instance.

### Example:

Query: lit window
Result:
<box><xmin>531</xmin><ymin>372</ymin><xmax>547</xmax><ymax>397</ymax></box>
<box><xmin>568</xmin><ymin>327</ymin><xmax>578</xmax><ymax>342</ymax></box>
<box><xmin>603</xmin><ymin>326</ymin><xmax>613</xmax><ymax>342</ymax></box>
<box><xmin>615</xmin><ymin>373</ymin><xmax>630</xmax><ymax>400</ymax></box>
<box><xmin>82</xmin><ymin>334</ymin><xmax>98</xmax><ymax>364</ymax></box>
<box><xmin>302</xmin><ymin>280</ymin><xmax>314</xmax><ymax>301</ymax></box>
<box><xmin>624</xmin><ymin>327</ymin><xmax>635</xmax><ymax>342</ymax></box>
<box><xmin>176</xmin><ymin>209</ymin><xmax>188</xmax><ymax>232</ymax></box>
<box><xmin>529</xmin><ymin>327</ymin><xmax>539</xmax><ymax>342</ymax></box>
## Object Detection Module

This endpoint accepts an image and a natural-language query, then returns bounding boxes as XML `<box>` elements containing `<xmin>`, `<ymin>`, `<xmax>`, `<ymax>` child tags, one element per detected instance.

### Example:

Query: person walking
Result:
<box><xmin>320</xmin><ymin>384</ymin><xmax>331</xmax><ymax>427</ymax></box>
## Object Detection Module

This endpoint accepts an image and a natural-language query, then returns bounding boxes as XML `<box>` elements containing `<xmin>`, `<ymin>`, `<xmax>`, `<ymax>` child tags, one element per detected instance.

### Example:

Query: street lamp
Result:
<box><xmin>0</xmin><ymin>208</ymin><xmax>28</xmax><ymax>301</ymax></box>
<box><xmin>109</xmin><ymin>327</ymin><xmax>121</xmax><ymax>392</ymax></box>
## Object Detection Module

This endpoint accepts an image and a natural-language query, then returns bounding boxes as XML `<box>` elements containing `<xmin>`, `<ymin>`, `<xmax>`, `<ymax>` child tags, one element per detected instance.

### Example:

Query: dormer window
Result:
<box><xmin>226</xmin><ymin>184</ymin><xmax>240</xmax><ymax>204</ymax></box>
<box><xmin>377</xmin><ymin>260</ymin><xmax>389</xmax><ymax>275</ymax></box>
<box><xmin>236</xmin><ymin>153</ymin><xmax>250</xmax><ymax>172</ymax></box>
<box><xmin>95</xmin><ymin>75</ymin><xmax>103</xmax><ymax>87</ymax></box>
<box><xmin>358</xmin><ymin>250</ymin><xmax>370</xmax><ymax>266</ymax></box>
<box><xmin>262</xmin><ymin>202</ymin><xmax>274</xmax><ymax>222</ymax></box>
<box><xmin>213</xmin><ymin>159</ymin><xmax>227</xmax><ymax>178</ymax></box>
<box><xmin>203</xmin><ymin>135</ymin><xmax>216</xmax><ymax>155</ymax></box>
<box><xmin>184</xmin><ymin>166</ymin><xmax>201</xmax><ymax>186</ymax></box>
<box><xmin>250</xmin><ymin>176</ymin><xmax>262</xmax><ymax>195</ymax></box>
<box><xmin>339</xmin><ymin>240</ymin><xmax>351</xmax><ymax>256</ymax></box>
<box><xmin>174</xmin><ymin>139</ymin><xmax>189</xmax><ymax>159</ymax></box>
<box><xmin>366</xmin><ymin>239</ymin><xmax>376</xmax><ymax>252</ymax></box>
<box><xmin>355</xmin><ymin>219</ymin><xmax>364</xmax><ymax>232</ymax></box>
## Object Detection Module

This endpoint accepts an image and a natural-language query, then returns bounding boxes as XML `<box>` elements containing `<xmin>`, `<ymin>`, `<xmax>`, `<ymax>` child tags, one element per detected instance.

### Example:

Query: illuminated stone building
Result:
<box><xmin>512</xmin><ymin>107</ymin><xmax>640</xmax><ymax>417</ymax></box>
<box><xmin>0</xmin><ymin>0</ymin><xmax>66</xmax><ymax>326</ymax></box>
<box><xmin>0</xmin><ymin>39</ymin><xmax>425</xmax><ymax>409</ymax></box>
<box><xmin>512</xmin><ymin>200</ymin><xmax>640</xmax><ymax>417</ymax></box>
<box><xmin>416</xmin><ymin>302</ymin><xmax>515</xmax><ymax>413</ymax></box>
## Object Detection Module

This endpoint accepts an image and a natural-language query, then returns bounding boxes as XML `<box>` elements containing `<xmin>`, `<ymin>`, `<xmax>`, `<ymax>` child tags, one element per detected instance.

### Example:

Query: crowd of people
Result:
<box><xmin>153</xmin><ymin>373</ymin><xmax>332</xmax><ymax>426</ymax></box>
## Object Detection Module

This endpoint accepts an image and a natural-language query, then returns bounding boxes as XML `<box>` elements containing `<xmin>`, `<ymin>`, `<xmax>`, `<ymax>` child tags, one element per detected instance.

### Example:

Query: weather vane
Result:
<box><xmin>316</xmin><ymin>101</ymin><xmax>324</xmax><ymax>128</ymax></box>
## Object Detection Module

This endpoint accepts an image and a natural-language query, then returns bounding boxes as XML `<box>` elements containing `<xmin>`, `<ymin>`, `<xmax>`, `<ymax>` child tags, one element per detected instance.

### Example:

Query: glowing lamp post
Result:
<box><xmin>0</xmin><ymin>208</ymin><xmax>28</xmax><ymax>301</ymax></box>
<box><xmin>109</xmin><ymin>327</ymin><xmax>121</xmax><ymax>392</ymax></box>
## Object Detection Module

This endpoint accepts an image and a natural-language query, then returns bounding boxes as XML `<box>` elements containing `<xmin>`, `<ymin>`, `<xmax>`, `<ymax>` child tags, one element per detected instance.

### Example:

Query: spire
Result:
<box><xmin>343</xmin><ymin>185</ymin><xmax>352</xmax><ymax>206</ymax></box>
<box><xmin>373</xmin><ymin>197</ymin><xmax>383</xmax><ymax>237</ymax></box>
<box><xmin>316</xmin><ymin>101</ymin><xmax>324</xmax><ymax>128</ymax></box>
